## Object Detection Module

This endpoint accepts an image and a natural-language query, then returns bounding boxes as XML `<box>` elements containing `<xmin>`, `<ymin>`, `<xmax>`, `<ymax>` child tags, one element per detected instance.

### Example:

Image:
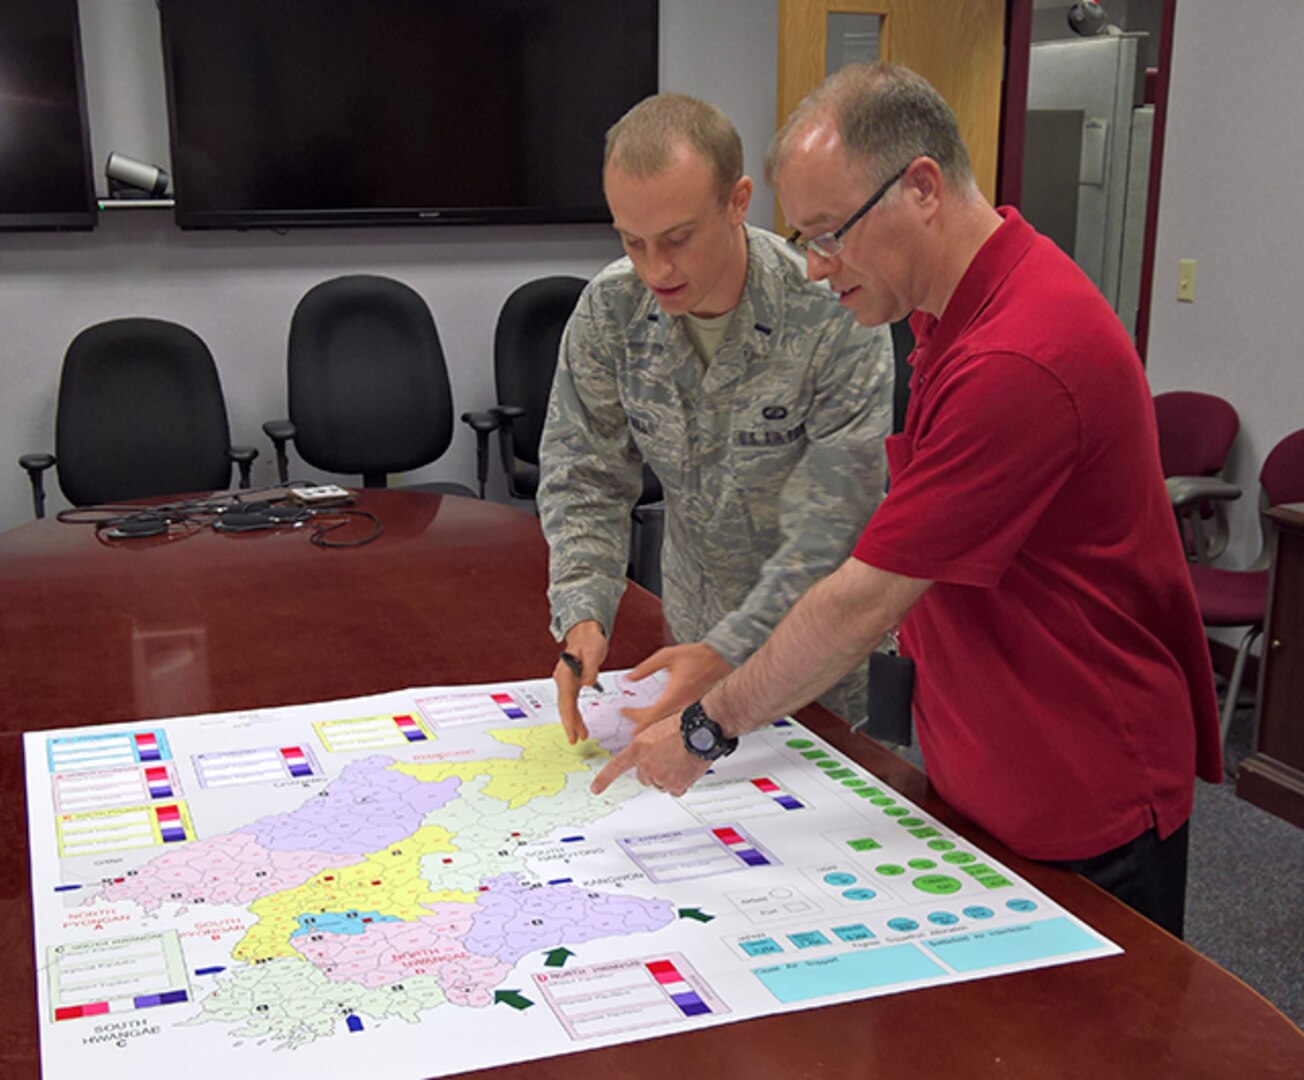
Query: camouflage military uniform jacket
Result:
<box><xmin>538</xmin><ymin>226</ymin><xmax>892</xmax><ymax>722</ymax></box>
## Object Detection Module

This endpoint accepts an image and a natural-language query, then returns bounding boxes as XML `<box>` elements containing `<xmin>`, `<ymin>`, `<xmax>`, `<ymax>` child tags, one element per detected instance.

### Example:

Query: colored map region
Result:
<box><xmin>92</xmin><ymin>722</ymin><xmax>672</xmax><ymax>1047</ymax></box>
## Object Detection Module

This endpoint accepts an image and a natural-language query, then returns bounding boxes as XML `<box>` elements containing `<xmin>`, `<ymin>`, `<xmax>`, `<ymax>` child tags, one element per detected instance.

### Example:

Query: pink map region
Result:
<box><xmin>462</xmin><ymin>873</ymin><xmax>675</xmax><ymax>964</ymax></box>
<box><xmin>237</xmin><ymin>754</ymin><xmax>460</xmax><ymax>854</ymax></box>
<box><xmin>98</xmin><ymin>831</ymin><xmax>366</xmax><ymax>912</ymax></box>
<box><xmin>291</xmin><ymin>902</ymin><xmax>511</xmax><ymax>1004</ymax></box>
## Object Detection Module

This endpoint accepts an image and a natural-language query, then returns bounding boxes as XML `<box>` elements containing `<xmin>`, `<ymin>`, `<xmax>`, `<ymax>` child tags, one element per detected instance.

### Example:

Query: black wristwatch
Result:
<box><xmin>680</xmin><ymin>701</ymin><xmax>739</xmax><ymax>761</ymax></box>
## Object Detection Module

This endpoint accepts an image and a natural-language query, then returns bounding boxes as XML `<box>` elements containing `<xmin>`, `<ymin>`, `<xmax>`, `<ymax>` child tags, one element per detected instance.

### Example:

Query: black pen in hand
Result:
<box><xmin>560</xmin><ymin>651</ymin><xmax>605</xmax><ymax>693</ymax></box>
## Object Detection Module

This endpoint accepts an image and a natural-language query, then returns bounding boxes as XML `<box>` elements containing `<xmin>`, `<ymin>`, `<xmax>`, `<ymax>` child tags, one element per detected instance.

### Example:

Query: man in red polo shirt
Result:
<box><xmin>593</xmin><ymin>62</ymin><xmax>1222</xmax><ymax>938</ymax></box>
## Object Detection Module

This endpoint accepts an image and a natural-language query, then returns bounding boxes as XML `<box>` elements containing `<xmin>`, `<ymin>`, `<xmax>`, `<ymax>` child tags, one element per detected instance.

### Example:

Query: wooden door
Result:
<box><xmin>776</xmin><ymin>0</ymin><xmax>1007</xmax><ymax>228</ymax></box>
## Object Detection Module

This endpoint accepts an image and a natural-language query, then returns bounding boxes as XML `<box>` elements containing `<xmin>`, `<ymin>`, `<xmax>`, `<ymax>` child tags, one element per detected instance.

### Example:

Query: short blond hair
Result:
<box><xmin>766</xmin><ymin>62</ymin><xmax>973</xmax><ymax>190</ymax></box>
<box><xmin>605</xmin><ymin>93</ymin><xmax>743</xmax><ymax>202</ymax></box>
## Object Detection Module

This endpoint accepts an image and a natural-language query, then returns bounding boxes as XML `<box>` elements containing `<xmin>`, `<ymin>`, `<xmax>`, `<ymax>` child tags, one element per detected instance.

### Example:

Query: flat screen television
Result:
<box><xmin>0</xmin><ymin>0</ymin><xmax>97</xmax><ymax>231</ymax></box>
<box><xmin>158</xmin><ymin>0</ymin><xmax>659</xmax><ymax>230</ymax></box>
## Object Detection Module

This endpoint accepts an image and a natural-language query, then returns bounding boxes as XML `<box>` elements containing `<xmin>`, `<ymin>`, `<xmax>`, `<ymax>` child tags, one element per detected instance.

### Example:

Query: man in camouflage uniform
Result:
<box><xmin>538</xmin><ymin>93</ymin><xmax>892</xmax><ymax>743</ymax></box>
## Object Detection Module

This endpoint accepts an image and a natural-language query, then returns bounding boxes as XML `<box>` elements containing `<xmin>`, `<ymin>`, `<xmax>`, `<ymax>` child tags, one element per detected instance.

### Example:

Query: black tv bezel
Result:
<box><xmin>158</xmin><ymin>1</ymin><xmax>658</xmax><ymax>232</ymax></box>
<box><xmin>0</xmin><ymin>0</ymin><xmax>98</xmax><ymax>233</ymax></box>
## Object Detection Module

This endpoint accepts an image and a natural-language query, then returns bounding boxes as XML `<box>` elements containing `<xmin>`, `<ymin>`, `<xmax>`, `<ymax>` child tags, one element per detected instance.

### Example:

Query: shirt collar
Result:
<box><xmin>908</xmin><ymin>206</ymin><xmax>1035</xmax><ymax>375</ymax></box>
<box><xmin>628</xmin><ymin>225</ymin><xmax>784</xmax><ymax>352</ymax></box>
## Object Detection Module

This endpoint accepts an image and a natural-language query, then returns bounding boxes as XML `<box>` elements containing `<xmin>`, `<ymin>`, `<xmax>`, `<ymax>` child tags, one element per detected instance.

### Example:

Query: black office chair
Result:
<box><xmin>264</xmin><ymin>274</ymin><xmax>474</xmax><ymax>495</ymax></box>
<box><xmin>461</xmin><ymin>276</ymin><xmax>664</xmax><ymax>591</ymax></box>
<box><xmin>19</xmin><ymin>318</ymin><xmax>257</xmax><ymax>519</ymax></box>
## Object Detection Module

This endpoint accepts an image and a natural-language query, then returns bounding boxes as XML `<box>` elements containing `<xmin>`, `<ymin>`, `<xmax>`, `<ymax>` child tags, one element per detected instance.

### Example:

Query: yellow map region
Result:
<box><xmin>394</xmin><ymin>725</ymin><xmax>609</xmax><ymax>809</ymax></box>
<box><xmin>233</xmin><ymin>824</ymin><xmax>473</xmax><ymax>962</ymax></box>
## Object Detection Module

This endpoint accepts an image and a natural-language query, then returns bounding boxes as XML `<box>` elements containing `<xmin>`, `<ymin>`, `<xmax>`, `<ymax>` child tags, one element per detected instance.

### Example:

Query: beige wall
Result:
<box><xmin>1145</xmin><ymin>0</ymin><xmax>1304</xmax><ymax>568</ymax></box>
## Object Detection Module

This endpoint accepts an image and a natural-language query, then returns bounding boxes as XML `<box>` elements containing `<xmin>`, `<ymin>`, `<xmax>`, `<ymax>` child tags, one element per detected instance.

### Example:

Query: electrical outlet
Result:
<box><xmin>1177</xmin><ymin>258</ymin><xmax>1197</xmax><ymax>302</ymax></box>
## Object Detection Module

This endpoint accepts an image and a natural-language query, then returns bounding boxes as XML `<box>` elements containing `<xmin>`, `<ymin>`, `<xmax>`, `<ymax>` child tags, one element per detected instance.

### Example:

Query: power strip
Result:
<box><xmin>287</xmin><ymin>484</ymin><xmax>354</xmax><ymax>507</ymax></box>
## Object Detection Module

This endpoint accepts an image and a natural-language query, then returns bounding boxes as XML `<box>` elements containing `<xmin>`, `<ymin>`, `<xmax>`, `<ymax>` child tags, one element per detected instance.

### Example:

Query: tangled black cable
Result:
<box><xmin>54</xmin><ymin>486</ymin><xmax>383</xmax><ymax>549</ymax></box>
<box><xmin>307</xmin><ymin>509</ymin><xmax>383</xmax><ymax>548</ymax></box>
<box><xmin>58</xmin><ymin>499</ymin><xmax>220</xmax><ymax>544</ymax></box>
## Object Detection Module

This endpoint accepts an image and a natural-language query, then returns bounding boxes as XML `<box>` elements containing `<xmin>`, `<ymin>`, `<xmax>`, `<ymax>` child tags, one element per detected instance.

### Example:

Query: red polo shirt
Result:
<box><xmin>853</xmin><ymin>208</ymin><xmax>1221</xmax><ymax>861</ymax></box>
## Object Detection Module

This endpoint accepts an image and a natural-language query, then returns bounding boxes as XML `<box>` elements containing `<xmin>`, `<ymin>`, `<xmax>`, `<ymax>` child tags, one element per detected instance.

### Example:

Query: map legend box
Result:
<box><xmin>46</xmin><ymin>730</ymin><xmax>172</xmax><ymax>773</ymax></box>
<box><xmin>47</xmin><ymin>931</ymin><xmax>191</xmax><ymax>1023</ymax></box>
<box><xmin>678</xmin><ymin>775</ymin><xmax>807</xmax><ymax>822</ymax></box>
<box><xmin>416</xmin><ymin>690</ymin><xmax>535</xmax><ymax>729</ymax></box>
<box><xmin>619</xmin><ymin>825</ymin><xmax>777</xmax><ymax>883</ymax></box>
<box><xmin>55</xmin><ymin>801</ymin><xmax>195</xmax><ymax>857</ymax></box>
<box><xmin>51</xmin><ymin>762</ymin><xmax>184</xmax><ymax>813</ymax></box>
<box><xmin>193</xmin><ymin>744</ymin><xmax>323</xmax><ymax>788</ymax></box>
<box><xmin>534</xmin><ymin>954</ymin><xmax>728</xmax><ymax>1039</ymax></box>
<box><xmin>314</xmin><ymin>713</ymin><xmax>433</xmax><ymax>752</ymax></box>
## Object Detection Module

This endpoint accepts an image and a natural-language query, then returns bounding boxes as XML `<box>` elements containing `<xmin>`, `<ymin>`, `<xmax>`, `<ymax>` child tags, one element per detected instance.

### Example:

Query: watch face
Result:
<box><xmin>688</xmin><ymin>726</ymin><xmax>716</xmax><ymax>752</ymax></box>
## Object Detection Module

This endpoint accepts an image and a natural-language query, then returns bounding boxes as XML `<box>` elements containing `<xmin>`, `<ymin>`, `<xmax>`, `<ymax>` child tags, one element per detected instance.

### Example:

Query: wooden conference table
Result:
<box><xmin>0</xmin><ymin>489</ymin><xmax>1298</xmax><ymax>1079</ymax></box>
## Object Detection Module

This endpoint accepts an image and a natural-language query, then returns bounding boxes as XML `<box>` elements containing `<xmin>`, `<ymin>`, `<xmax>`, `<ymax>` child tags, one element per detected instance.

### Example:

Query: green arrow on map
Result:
<box><xmin>544</xmin><ymin>947</ymin><xmax>574</xmax><ymax>968</ymax></box>
<box><xmin>494</xmin><ymin>989</ymin><xmax>534</xmax><ymax>1010</ymax></box>
<box><xmin>678</xmin><ymin>907</ymin><xmax>715</xmax><ymax>923</ymax></box>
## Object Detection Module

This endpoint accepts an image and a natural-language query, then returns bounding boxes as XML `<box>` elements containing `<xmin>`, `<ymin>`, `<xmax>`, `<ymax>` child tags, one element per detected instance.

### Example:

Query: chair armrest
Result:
<box><xmin>488</xmin><ymin>406</ymin><xmax>534</xmax><ymax>500</ymax></box>
<box><xmin>18</xmin><ymin>452</ymin><xmax>56</xmax><ymax>519</ymax></box>
<box><xmin>19</xmin><ymin>453</ymin><xmax>55</xmax><ymax>474</ymax></box>
<box><xmin>460</xmin><ymin>411</ymin><xmax>500</xmax><ymax>499</ymax></box>
<box><xmin>1167</xmin><ymin>475</ymin><xmax>1242</xmax><ymax>509</ymax></box>
<box><xmin>262</xmin><ymin>419</ymin><xmax>297</xmax><ymax>483</ymax></box>
<box><xmin>460</xmin><ymin>410</ymin><xmax>500</xmax><ymax>435</ymax></box>
<box><xmin>229</xmin><ymin>445</ymin><xmax>259</xmax><ymax>489</ymax></box>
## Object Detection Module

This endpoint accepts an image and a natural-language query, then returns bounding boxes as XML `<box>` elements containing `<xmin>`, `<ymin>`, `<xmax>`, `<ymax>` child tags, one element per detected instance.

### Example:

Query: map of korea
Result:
<box><xmin>109</xmin><ymin>723</ymin><xmax>673</xmax><ymax>1046</ymax></box>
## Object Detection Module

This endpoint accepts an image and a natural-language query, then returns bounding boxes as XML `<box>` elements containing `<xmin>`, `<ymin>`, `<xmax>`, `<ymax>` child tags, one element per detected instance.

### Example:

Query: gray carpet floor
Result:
<box><xmin>889</xmin><ymin>695</ymin><xmax>1304</xmax><ymax>1030</ymax></box>
<box><xmin>1186</xmin><ymin>696</ymin><xmax>1304</xmax><ymax>1029</ymax></box>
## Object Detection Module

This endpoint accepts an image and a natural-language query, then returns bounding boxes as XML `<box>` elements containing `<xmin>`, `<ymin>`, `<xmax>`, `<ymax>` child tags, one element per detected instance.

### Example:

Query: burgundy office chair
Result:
<box><xmin>1154</xmin><ymin>390</ymin><xmax>1240</xmax><ymax>562</ymax></box>
<box><xmin>1187</xmin><ymin>428</ymin><xmax>1304</xmax><ymax>745</ymax></box>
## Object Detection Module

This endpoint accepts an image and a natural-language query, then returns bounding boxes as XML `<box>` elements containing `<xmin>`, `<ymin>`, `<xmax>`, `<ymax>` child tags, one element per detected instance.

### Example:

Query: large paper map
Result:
<box><xmin>26</xmin><ymin>672</ymin><xmax>1119</xmax><ymax>1078</ymax></box>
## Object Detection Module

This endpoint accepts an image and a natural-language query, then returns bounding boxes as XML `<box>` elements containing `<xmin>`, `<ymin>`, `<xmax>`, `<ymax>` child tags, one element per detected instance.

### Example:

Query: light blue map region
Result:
<box><xmin>921</xmin><ymin>917</ymin><xmax>1102</xmax><ymax>972</ymax></box>
<box><xmin>753</xmin><ymin>945</ymin><xmax>945</xmax><ymax>1003</ymax></box>
<box><xmin>290</xmin><ymin>911</ymin><xmax>403</xmax><ymax>938</ymax></box>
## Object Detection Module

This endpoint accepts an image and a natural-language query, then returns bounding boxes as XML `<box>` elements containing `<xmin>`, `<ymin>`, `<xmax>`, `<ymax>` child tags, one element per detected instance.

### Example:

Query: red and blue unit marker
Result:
<box><xmin>645</xmin><ymin>959</ymin><xmax>712</xmax><ymax>1017</ymax></box>
<box><xmin>712</xmin><ymin>825</ymin><xmax>771</xmax><ymax>867</ymax></box>
<box><xmin>154</xmin><ymin>805</ymin><xmax>187</xmax><ymax>844</ymax></box>
<box><xmin>54</xmin><ymin>989</ymin><xmax>188</xmax><ymax>1021</ymax></box>
<box><xmin>491</xmin><ymin>692</ymin><xmax>528</xmax><ymax>720</ymax></box>
<box><xmin>393</xmin><ymin>715</ymin><xmax>427</xmax><ymax>742</ymax></box>
<box><xmin>144</xmin><ymin>765</ymin><xmax>174</xmax><ymax>799</ymax></box>
<box><xmin>279</xmin><ymin>746</ymin><xmax>314</xmax><ymax>778</ymax></box>
<box><xmin>134</xmin><ymin>732</ymin><xmax>162</xmax><ymax>762</ymax></box>
<box><xmin>750</xmin><ymin>776</ymin><xmax>804</xmax><ymax>811</ymax></box>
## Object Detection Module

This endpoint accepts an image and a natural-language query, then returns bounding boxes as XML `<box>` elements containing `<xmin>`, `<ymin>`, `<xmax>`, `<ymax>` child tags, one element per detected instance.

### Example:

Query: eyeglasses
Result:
<box><xmin>787</xmin><ymin>163</ymin><xmax>910</xmax><ymax>260</ymax></box>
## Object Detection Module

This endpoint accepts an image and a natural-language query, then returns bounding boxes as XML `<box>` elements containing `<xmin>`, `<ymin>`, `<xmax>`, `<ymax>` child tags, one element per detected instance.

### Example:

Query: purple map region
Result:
<box><xmin>238</xmin><ymin>755</ymin><xmax>459</xmax><ymax>855</ymax></box>
<box><xmin>463</xmin><ymin>873</ymin><xmax>676</xmax><ymax>965</ymax></box>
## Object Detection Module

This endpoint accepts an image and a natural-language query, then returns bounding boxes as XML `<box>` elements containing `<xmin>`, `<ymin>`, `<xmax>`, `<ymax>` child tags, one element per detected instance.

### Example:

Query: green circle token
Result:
<box><xmin>913</xmin><ymin>874</ymin><xmax>962</xmax><ymax>895</ymax></box>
